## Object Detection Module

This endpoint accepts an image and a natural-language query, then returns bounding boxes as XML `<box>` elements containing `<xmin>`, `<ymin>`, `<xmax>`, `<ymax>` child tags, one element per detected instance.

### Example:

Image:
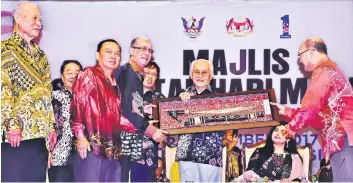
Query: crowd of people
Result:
<box><xmin>1</xmin><ymin>1</ymin><xmax>352</xmax><ymax>182</ymax></box>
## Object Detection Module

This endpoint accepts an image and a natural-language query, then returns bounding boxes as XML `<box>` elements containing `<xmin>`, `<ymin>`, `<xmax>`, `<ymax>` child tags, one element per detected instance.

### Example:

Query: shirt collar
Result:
<box><xmin>144</xmin><ymin>88</ymin><xmax>155</xmax><ymax>94</ymax></box>
<box><xmin>9</xmin><ymin>31</ymin><xmax>40</xmax><ymax>56</ymax></box>
<box><xmin>94</xmin><ymin>63</ymin><xmax>113</xmax><ymax>78</ymax></box>
<box><xmin>314</xmin><ymin>59</ymin><xmax>337</xmax><ymax>70</ymax></box>
<box><xmin>61</xmin><ymin>86</ymin><xmax>73</xmax><ymax>97</ymax></box>
<box><xmin>129</xmin><ymin>59</ymin><xmax>144</xmax><ymax>73</ymax></box>
<box><xmin>188</xmin><ymin>84</ymin><xmax>213</xmax><ymax>94</ymax></box>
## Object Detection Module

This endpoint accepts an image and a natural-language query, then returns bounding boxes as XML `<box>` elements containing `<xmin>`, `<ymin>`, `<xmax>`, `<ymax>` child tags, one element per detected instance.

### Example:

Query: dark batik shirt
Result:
<box><xmin>175</xmin><ymin>85</ymin><xmax>226</xmax><ymax>167</ymax></box>
<box><xmin>136</xmin><ymin>89</ymin><xmax>166</xmax><ymax>167</ymax></box>
<box><xmin>115</xmin><ymin>61</ymin><xmax>146</xmax><ymax>160</ymax></box>
<box><xmin>247</xmin><ymin>148</ymin><xmax>293</xmax><ymax>181</ymax></box>
<box><xmin>52</xmin><ymin>87</ymin><xmax>74</xmax><ymax>166</ymax></box>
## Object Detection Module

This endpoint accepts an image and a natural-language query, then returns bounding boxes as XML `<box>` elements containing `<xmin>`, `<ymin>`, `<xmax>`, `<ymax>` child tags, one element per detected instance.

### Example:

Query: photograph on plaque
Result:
<box><xmin>153</xmin><ymin>89</ymin><xmax>280</xmax><ymax>134</ymax></box>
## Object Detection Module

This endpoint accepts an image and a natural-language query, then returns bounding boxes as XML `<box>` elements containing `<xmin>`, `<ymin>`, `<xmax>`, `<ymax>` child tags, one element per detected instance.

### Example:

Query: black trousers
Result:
<box><xmin>1</xmin><ymin>138</ymin><xmax>48</xmax><ymax>182</ymax></box>
<box><xmin>48</xmin><ymin>163</ymin><xmax>76</xmax><ymax>182</ymax></box>
<box><xmin>120</xmin><ymin>155</ymin><xmax>132</xmax><ymax>182</ymax></box>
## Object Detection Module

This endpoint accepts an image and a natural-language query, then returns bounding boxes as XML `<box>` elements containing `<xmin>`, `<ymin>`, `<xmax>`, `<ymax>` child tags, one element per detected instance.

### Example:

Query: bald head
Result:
<box><xmin>130</xmin><ymin>36</ymin><xmax>151</xmax><ymax>46</ymax></box>
<box><xmin>13</xmin><ymin>1</ymin><xmax>42</xmax><ymax>41</ymax></box>
<box><xmin>301</xmin><ymin>37</ymin><xmax>327</xmax><ymax>55</ymax></box>
<box><xmin>298</xmin><ymin>36</ymin><xmax>329</xmax><ymax>73</ymax></box>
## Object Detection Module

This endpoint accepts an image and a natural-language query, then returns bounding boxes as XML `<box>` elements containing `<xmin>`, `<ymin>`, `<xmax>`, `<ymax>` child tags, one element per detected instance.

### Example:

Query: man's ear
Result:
<box><xmin>130</xmin><ymin>47</ymin><xmax>134</xmax><ymax>57</ymax></box>
<box><xmin>14</xmin><ymin>12</ymin><xmax>21</xmax><ymax>25</ymax></box>
<box><xmin>95</xmin><ymin>52</ymin><xmax>99</xmax><ymax>61</ymax></box>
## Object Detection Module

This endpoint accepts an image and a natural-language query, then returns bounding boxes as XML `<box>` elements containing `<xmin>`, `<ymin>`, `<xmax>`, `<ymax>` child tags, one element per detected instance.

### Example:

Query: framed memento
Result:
<box><xmin>152</xmin><ymin>88</ymin><xmax>280</xmax><ymax>135</ymax></box>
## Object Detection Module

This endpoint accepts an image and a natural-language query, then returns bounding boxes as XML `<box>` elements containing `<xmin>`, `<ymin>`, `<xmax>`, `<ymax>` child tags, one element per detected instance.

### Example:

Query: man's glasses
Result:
<box><xmin>132</xmin><ymin>46</ymin><xmax>154</xmax><ymax>54</ymax></box>
<box><xmin>193</xmin><ymin>70</ymin><xmax>209</xmax><ymax>77</ymax></box>
<box><xmin>297</xmin><ymin>49</ymin><xmax>315</xmax><ymax>60</ymax></box>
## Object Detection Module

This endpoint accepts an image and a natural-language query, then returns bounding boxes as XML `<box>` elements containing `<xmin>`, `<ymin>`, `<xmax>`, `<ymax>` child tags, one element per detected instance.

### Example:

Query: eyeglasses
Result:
<box><xmin>132</xmin><ymin>46</ymin><xmax>154</xmax><ymax>54</ymax></box>
<box><xmin>297</xmin><ymin>49</ymin><xmax>315</xmax><ymax>59</ymax></box>
<box><xmin>193</xmin><ymin>70</ymin><xmax>209</xmax><ymax>77</ymax></box>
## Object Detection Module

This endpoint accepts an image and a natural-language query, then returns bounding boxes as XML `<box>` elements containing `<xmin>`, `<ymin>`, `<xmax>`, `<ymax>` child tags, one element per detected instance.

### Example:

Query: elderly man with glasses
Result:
<box><xmin>271</xmin><ymin>37</ymin><xmax>353</xmax><ymax>182</ymax></box>
<box><xmin>171</xmin><ymin>59</ymin><xmax>227</xmax><ymax>182</ymax></box>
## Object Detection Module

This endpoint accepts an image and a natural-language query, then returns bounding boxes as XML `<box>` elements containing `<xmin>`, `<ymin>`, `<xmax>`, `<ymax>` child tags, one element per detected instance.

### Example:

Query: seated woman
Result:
<box><xmin>242</xmin><ymin>124</ymin><xmax>305</xmax><ymax>182</ymax></box>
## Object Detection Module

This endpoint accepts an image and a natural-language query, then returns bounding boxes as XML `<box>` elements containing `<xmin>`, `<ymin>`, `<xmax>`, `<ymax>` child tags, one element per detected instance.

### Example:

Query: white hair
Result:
<box><xmin>189</xmin><ymin>59</ymin><xmax>214</xmax><ymax>78</ymax></box>
<box><xmin>13</xmin><ymin>1</ymin><xmax>38</xmax><ymax>23</ymax></box>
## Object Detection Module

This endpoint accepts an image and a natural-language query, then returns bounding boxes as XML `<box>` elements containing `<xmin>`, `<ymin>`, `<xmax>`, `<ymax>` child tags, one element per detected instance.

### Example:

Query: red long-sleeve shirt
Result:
<box><xmin>71</xmin><ymin>64</ymin><xmax>122</xmax><ymax>160</ymax></box>
<box><xmin>284</xmin><ymin>60</ymin><xmax>353</xmax><ymax>160</ymax></box>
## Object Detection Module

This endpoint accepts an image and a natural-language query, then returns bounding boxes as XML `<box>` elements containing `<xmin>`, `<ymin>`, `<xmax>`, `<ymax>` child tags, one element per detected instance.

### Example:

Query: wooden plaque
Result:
<box><xmin>152</xmin><ymin>89</ymin><xmax>280</xmax><ymax>135</ymax></box>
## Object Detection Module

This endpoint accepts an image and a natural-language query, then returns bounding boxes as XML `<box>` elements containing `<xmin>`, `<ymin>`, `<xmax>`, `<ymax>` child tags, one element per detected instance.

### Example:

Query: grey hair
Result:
<box><xmin>129</xmin><ymin>36</ymin><xmax>152</xmax><ymax>57</ymax></box>
<box><xmin>12</xmin><ymin>1</ymin><xmax>38</xmax><ymax>23</ymax></box>
<box><xmin>130</xmin><ymin>36</ymin><xmax>151</xmax><ymax>48</ymax></box>
<box><xmin>189</xmin><ymin>59</ymin><xmax>214</xmax><ymax>77</ymax></box>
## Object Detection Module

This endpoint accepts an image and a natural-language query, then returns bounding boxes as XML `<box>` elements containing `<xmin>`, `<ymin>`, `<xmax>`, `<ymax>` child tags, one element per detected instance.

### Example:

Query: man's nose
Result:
<box><xmin>36</xmin><ymin>20</ymin><xmax>42</xmax><ymax>28</ymax></box>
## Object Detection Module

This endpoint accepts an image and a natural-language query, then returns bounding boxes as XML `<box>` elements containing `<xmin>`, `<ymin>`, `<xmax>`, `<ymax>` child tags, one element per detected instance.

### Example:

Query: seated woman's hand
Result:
<box><xmin>242</xmin><ymin>170</ymin><xmax>260</xmax><ymax>181</ymax></box>
<box><xmin>280</xmin><ymin>178</ymin><xmax>292</xmax><ymax>183</ymax></box>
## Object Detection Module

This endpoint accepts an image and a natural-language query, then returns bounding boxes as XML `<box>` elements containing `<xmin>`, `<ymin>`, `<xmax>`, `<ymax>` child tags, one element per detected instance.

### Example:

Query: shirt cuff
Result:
<box><xmin>6</xmin><ymin>118</ymin><xmax>21</xmax><ymax>131</ymax></box>
<box><xmin>284</xmin><ymin>107</ymin><xmax>292</xmax><ymax>115</ymax></box>
<box><xmin>144</xmin><ymin>124</ymin><xmax>158</xmax><ymax>138</ymax></box>
<box><xmin>74</xmin><ymin>129</ymin><xmax>86</xmax><ymax>139</ymax></box>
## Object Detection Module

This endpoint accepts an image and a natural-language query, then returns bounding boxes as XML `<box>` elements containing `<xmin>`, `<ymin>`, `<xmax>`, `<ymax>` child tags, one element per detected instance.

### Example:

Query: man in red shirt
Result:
<box><xmin>271</xmin><ymin>37</ymin><xmax>353</xmax><ymax>182</ymax></box>
<box><xmin>70</xmin><ymin>39</ymin><xmax>122</xmax><ymax>182</ymax></box>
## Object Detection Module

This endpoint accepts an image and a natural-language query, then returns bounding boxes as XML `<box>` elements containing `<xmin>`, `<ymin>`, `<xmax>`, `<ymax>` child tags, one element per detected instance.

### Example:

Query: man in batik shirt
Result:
<box><xmin>175</xmin><ymin>59</ymin><xmax>225</xmax><ymax>182</ymax></box>
<box><xmin>1</xmin><ymin>1</ymin><xmax>56</xmax><ymax>182</ymax></box>
<box><xmin>70</xmin><ymin>39</ymin><xmax>122</xmax><ymax>182</ymax></box>
<box><xmin>130</xmin><ymin>61</ymin><xmax>166</xmax><ymax>182</ymax></box>
<box><xmin>48</xmin><ymin>60</ymin><xmax>83</xmax><ymax>182</ymax></box>
<box><xmin>272</xmin><ymin>37</ymin><xmax>353</xmax><ymax>182</ymax></box>
<box><xmin>115</xmin><ymin>36</ymin><xmax>166</xmax><ymax>181</ymax></box>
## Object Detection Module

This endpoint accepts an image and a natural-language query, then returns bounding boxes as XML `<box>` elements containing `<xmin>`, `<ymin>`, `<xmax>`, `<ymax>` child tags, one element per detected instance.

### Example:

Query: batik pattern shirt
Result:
<box><xmin>51</xmin><ymin>87</ymin><xmax>74</xmax><ymax>166</ymax></box>
<box><xmin>284</xmin><ymin>60</ymin><xmax>353</xmax><ymax>160</ymax></box>
<box><xmin>136</xmin><ymin>89</ymin><xmax>166</xmax><ymax>167</ymax></box>
<box><xmin>247</xmin><ymin>148</ymin><xmax>293</xmax><ymax>180</ymax></box>
<box><xmin>175</xmin><ymin>85</ymin><xmax>226</xmax><ymax>167</ymax></box>
<box><xmin>1</xmin><ymin>32</ymin><xmax>55</xmax><ymax>148</ymax></box>
<box><xmin>117</xmin><ymin>62</ymin><xmax>145</xmax><ymax>160</ymax></box>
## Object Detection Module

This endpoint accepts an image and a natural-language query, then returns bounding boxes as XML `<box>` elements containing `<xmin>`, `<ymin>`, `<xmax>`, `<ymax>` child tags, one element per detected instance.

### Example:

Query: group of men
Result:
<box><xmin>1</xmin><ymin>1</ymin><xmax>353</xmax><ymax>182</ymax></box>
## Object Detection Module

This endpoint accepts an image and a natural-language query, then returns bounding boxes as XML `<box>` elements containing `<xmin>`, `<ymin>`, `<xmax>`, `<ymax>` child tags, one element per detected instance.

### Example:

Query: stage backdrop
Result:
<box><xmin>2</xmin><ymin>0</ymin><xmax>353</xmax><ymax>175</ymax></box>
